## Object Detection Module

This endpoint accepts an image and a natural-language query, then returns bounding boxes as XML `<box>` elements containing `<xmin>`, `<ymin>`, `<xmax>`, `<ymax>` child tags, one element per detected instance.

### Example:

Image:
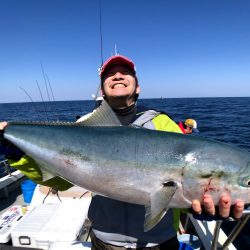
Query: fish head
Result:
<box><xmin>181</xmin><ymin>151</ymin><xmax>250</xmax><ymax>206</ymax></box>
<box><xmin>233</xmin><ymin>161</ymin><xmax>250</xmax><ymax>202</ymax></box>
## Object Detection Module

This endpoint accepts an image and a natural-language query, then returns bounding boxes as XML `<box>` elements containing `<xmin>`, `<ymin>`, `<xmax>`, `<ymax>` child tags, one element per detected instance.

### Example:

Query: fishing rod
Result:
<box><xmin>40</xmin><ymin>62</ymin><xmax>51</xmax><ymax>102</ymax></box>
<box><xmin>99</xmin><ymin>0</ymin><xmax>104</xmax><ymax>67</ymax></box>
<box><xmin>45</xmin><ymin>73</ymin><xmax>55</xmax><ymax>102</ymax></box>
<box><xmin>19</xmin><ymin>86</ymin><xmax>46</xmax><ymax>121</ymax></box>
<box><xmin>93</xmin><ymin>0</ymin><xmax>118</xmax><ymax>102</ymax></box>
<box><xmin>93</xmin><ymin>0</ymin><xmax>104</xmax><ymax>101</ymax></box>
<box><xmin>36</xmin><ymin>80</ymin><xmax>49</xmax><ymax>121</ymax></box>
<box><xmin>39</xmin><ymin>63</ymin><xmax>59</xmax><ymax>121</ymax></box>
<box><xmin>41</xmin><ymin>76</ymin><xmax>60</xmax><ymax>121</ymax></box>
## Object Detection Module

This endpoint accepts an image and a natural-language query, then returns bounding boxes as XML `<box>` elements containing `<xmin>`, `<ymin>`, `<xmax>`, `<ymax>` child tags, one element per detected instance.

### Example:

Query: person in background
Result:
<box><xmin>0</xmin><ymin>55</ymin><xmax>244</xmax><ymax>250</ymax></box>
<box><xmin>178</xmin><ymin>118</ymin><xmax>199</xmax><ymax>134</ymax></box>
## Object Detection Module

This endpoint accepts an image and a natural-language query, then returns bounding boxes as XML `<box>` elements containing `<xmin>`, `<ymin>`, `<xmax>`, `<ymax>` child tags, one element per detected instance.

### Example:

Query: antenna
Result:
<box><xmin>115</xmin><ymin>43</ymin><xmax>118</xmax><ymax>55</ymax></box>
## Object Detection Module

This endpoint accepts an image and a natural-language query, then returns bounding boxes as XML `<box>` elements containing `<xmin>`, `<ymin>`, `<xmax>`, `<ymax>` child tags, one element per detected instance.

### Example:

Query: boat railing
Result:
<box><xmin>186</xmin><ymin>207</ymin><xmax>250</xmax><ymax>250</ymax></box>
<box><xmin>0</xmin><ymin>159</ymin><xmax>12</xmax><ymax>176</ymax></box>
<box><xmin>219</xmin><ymin>209</ymin><xmax>250</xmax><ymax>250</ymax></box>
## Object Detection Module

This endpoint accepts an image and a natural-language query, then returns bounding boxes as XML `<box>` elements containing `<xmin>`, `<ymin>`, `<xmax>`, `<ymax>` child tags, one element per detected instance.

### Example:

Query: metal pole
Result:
<box><xmin>222</xmin><ymin>214</ymin><xmax>250</xmax><ymax>250</ymax></box>
<box><xmin>0</xmin><ymin>159</ymin><xmax>11</xmax><ymax>176</ymax></box>
<box><xmin>211</xmin><ymin>220</ymin><xmax>223</xmax><ymax>250</ymax></box>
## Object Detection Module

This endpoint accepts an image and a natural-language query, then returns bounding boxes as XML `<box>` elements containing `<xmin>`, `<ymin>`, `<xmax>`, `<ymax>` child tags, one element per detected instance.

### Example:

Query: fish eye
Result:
<box><xmin>162</xmin><ymin>181</ymin><xmax>177</xmax><ymax>187</ymax></box>
<box><xmin>241</xmin><ymin>177</ymin><xmax>250</xmax><ymax>187</ymax></box>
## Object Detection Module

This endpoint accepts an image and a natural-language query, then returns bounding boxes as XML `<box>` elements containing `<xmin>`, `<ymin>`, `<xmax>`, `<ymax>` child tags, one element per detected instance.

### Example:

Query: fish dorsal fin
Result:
<box><xmin>76</xmin><ymin>100</ymin><xmax>121</xmax><ymax>127</ymax></box>
<box><xmin>144</xmin><ymin>182</ymin><xmax>177</xmax><ymax>232</ymax></box>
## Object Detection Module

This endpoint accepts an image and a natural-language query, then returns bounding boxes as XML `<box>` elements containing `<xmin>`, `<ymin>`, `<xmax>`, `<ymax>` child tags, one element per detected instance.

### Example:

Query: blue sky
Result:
<box><xmin>1</xmin><ymin>0</ymin><xmax>250</xmax><ymax>103</ymax></box>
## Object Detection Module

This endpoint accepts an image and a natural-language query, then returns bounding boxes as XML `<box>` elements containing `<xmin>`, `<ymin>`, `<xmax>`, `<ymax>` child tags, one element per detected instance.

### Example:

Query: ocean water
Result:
<box><xmin>0</xmin><ymin>97</ymin><xmax>250</xmax><ymax>248</ymax></box>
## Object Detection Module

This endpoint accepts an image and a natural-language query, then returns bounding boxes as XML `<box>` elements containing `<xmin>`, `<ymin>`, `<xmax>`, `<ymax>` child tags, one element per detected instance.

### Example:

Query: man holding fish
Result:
<box><xmin>0</xmin><ymin>55</ymin><xmax>246</xmax><ymax>250</ymax></box>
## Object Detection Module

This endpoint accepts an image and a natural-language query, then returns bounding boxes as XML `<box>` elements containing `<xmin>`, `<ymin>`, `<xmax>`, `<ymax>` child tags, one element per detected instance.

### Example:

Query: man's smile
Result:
<box><xmin>111</xmin><ymin>82</ymin><xmax>127</xmax><ymax>89</ymax></box>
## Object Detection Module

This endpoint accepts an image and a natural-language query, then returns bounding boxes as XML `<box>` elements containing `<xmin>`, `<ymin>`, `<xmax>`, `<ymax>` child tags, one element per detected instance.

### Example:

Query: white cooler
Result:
<box><xmin>11</xmin><ymin>198</ymin><xmax>91</xmax><ymax>250</ymax></box>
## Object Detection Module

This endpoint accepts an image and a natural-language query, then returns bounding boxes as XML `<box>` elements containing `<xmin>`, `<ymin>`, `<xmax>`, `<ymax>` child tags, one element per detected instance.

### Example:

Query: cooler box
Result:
<box><xmin>49</xmin><ymin>241</ymin><xmax>91</xmax><ymax>249</ymax></box>
<box><xmin>11</xmin><ymin>198</ymin><xmax>91</xmax><ymax>250</ymax></box>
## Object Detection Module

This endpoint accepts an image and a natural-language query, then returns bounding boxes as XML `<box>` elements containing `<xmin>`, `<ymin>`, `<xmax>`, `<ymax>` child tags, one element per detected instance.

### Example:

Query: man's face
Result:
<box><xmin>185</xmin><ymin>126</ymin><xmax>193</xmax><ymax>134</ymax></box>
<box><xmin>101</xmin><ymin>64</ymin><xmax>140</xmax><ymax>108</ymax></box>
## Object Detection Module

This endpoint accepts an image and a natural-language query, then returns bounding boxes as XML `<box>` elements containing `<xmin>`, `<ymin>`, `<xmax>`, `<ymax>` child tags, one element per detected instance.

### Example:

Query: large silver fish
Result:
<box><xmin>4</xmin><ymin>101</ymin><xmax>250</xmax><ymax>231</ymax></box>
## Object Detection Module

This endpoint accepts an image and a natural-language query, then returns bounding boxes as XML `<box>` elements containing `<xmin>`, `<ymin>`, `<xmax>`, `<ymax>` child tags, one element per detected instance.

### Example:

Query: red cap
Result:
<box><xmin>99</xmin><ymin>55</ymin><xmax>136</xmax><ymax>78</ymax></box>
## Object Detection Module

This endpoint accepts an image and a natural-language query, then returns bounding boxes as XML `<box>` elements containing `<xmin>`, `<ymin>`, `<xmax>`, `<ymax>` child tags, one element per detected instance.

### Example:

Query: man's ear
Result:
<box><xmin>136</xmin><ymin>83</ymin><xmax>140</xmax><ymax>94</ymax></box>
<box><xmin>101</xmin><ymin>87</ymin><xmax>105</xmax><ymax>97</ymax></box>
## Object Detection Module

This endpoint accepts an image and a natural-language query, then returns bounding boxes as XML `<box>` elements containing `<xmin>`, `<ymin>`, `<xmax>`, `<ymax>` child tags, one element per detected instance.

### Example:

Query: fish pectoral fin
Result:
<box><xmin>144</xmin><ymin>183</ymin><xmax>177</xmax><ymax>232</ymax></box>
<box><xmin>33</xmin><ymin>159</ymin><xmax>57</xmax><ymax>181</ymax></box>
<box><xmin>39</xmin><ymin>167</ymin><xmax>56</xmax><ymax>181</ymax></box>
